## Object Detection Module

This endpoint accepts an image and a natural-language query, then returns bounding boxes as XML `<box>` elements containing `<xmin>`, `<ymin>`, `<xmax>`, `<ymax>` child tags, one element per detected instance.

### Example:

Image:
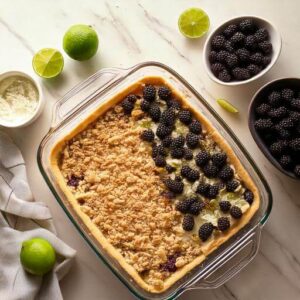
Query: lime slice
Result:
<box><xmin>217</xmin><ymin>99</ymin><xmax>239</xmax><ymax>113</ymax></box>
<box><xmin>178</xmin><ymin>8</ymin><xmax>210</xmax><ymax>38</ymax></box>
<box><xmin>32</xmin><ymin>48</ymin><xmax>64</xmax><ymax>78</ymax></box>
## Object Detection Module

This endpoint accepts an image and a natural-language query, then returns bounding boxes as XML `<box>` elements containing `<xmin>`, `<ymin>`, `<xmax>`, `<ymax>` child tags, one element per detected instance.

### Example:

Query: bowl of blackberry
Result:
<box><xmin>203</xmin><ymin>16</ymin><xmax>281</xmax><ymax>85</ymax></box>
<box><xmin>249</xmin><ymin>78</ymin><xmax>300</xmax><ymax>179</ymax></box>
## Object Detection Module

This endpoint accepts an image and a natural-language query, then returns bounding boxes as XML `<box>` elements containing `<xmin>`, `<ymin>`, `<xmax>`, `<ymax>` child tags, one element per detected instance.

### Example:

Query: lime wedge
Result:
<box><xmin>32</xmin><ymin>48</ymin><xmax>64</xmax><ymax>78</ymax></box>
<box><xmin>178</xmin><ymin>8</ymin><xmax>210</xmax><ymax>38</ymax></box>
<box><xmin>217</xmin><ymin>99</ymin><xmax>239</xmax><ymax>113</ymax></box>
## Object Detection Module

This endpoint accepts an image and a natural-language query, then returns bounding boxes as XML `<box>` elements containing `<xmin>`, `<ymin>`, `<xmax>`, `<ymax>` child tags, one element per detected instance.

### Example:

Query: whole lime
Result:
<box><xmin>63</xmin><ymin>24</ymin><xmax>99</xmax><ymax>61</ymax></box>
<box><xmin>20</xmin><ymin>238</ymin><xmax>56</xmax><ymax>276</ymax></box>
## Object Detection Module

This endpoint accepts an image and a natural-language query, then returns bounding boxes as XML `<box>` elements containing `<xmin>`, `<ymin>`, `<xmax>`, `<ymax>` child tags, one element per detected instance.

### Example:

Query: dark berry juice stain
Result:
<box><xmin>160</xmin><ymin>253</ymin><xmax>181</xmax><ymax>273</ymax></box>
<box><xmin>161</xmin><ymin>190</ymin><xmax>175</xmax><ymax>200</ymax></box>
<box><xmin>67</xmin><ymin>175</ymin><xmax>84</xmax><ymax>187</ymax></box>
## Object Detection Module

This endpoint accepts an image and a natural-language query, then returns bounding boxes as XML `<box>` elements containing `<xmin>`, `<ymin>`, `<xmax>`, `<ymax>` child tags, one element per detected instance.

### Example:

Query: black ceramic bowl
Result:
<box><xmin>248</xmin><ymin>77</ymin><xmax>300</xmax><ymax>179</ymax></box>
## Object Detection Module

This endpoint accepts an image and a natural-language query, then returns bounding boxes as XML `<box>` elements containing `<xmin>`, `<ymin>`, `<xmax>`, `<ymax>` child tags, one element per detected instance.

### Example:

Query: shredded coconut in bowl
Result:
<box><xmin>0</xmin><ymin>75</ymin><xmax>39</xmax><ymax>125</ymax></box>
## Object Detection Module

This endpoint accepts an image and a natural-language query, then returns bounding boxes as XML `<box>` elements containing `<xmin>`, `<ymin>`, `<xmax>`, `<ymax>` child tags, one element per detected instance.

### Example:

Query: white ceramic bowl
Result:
<box><xmin>0</xmin><ymin>71</ymin><xmax>44</xmax><ymax>128</ymax></box>
<box><xmin>203</xmin><ymin>16</ymin><xmax>282</xmax><ymax>86</ymax></box>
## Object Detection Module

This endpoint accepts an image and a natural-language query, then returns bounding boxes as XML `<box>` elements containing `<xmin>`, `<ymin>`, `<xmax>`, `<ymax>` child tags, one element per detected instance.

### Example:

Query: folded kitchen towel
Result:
<box><xmin>0</xmin><ymin>131</ymin><xmax>76</xmax><ymax>300</ymax></box>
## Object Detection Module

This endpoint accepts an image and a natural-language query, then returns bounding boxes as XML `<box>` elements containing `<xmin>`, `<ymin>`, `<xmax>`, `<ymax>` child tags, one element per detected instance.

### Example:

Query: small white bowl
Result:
<box><xmin>0</xmin><ymin>71</ymin><xmax>44</xmax><ymax>128</ymax></box>
<box><xmin>203</xmin><ymin>16</ymin><xmax>282</xmax><ymax>86</ymax></box>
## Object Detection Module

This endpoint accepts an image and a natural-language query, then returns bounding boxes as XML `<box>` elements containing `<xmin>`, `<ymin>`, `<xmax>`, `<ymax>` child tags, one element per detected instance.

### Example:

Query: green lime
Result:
<box><xmin>217</xmin><ymin>99</ymin><xmax>239</xmax><ymax>113</ymax></box>
<box><xmin>178</xmin><ymin>8</ymin><xmax>210</xmax><ymax>38</ymax></box>
<box><xmin>32</xmin><ymin>48</ymin><xmax>64</xmax><ymax>79</ymax></box>
<box><xmin>63</xmin><ymin>24</ymin><xmax>99</xmax><ymax>61</ymax></box>
<box><xmin>20</xmin><ymin>238</ymin><xmax>56</xmax><ymax>276</ymax></box>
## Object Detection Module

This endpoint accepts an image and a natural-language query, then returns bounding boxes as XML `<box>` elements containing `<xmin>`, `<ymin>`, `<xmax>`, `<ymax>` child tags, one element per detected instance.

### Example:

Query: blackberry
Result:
<box><xmin>254</xmin><ymin>118</ymin><xmax>273</xmax><ymax>131</ymax></box>
<box><xmin>152</xmin><ymin>144</ymin><xmax>166</xmax><ymax>157</ymax></box>
<box><xmin>291</xmin><ymin>99</ymin><xmax>300</xmax><ymax>111</ymax></box>
<box><xmin>258</xmin><ymin>41</ymin><xmax>272</xmax><ymax>54</ymax></box>
<box><xmin>217</xmin><ymin>50</ymin><xmax>230</xmax><ymax>63</ymax></box>
<box><xmin>181</xmin><ymin>166</ymin><xmax>200</xmax><ymax>182</ymax></box>
<box><xmin>268</xmin><ymin>91</ymin><xmax>282</xmax><ymax>107</ymax></box>
<box><xmin>245</xmin><ymin>35</ymin><xmax>257</xmax><ymax>50</ymax></box>
<box><xmin>171</xmin><ymin>148</ymin><xmax>185</xmax><ymax>159</ymax></box>
<box><xmin>244</xmin><ymin>190</ymin><xmax>254</xmax><ymax>205</ymax></box>
<box><xmin>203</xmin><ymin>163</ymin><xmax>219</xmax><ymax>178</ymax></box>
<box><xmin>276</xmin><ymin>128</ymin><xmax>291</xmax><ymax>139</ymax></box>
<box><xmin>211</xmin><ymin>35</ymin><xmax>226</xmax><ymax>50</ymax></box>
<box><xmin>230</xmin><ymin>206</ymin><xmax>243</xmax><ymax>219</ymax></box>
<box><xmin>232</xmin><ymin>67</ymin><xmax>250</xmax><ymax>80</ymax></box>
<box><xmin>218</xmin><ymin>69</ymin><xmax>232</xmax><ymax>82</ymax></box>
<box><xmin>218</xmin><ymin>165</ymin><xmax>234</xmax><ymax>181</ymax></box>
<box><xmin>226</xmin><ymin>180</ymin><xmax>239</xmax><ymax>192</ymax></box>
<box><xmin>164</xmin><ymin>178</ymin><xmax>184</xmax><ymax>194</ymax></box>
<box><xmin>289</xmin><ymin>111</ymin><xmax>300</xmax><ymax>122</ymax></box>
<box><xmin>247</xmin><ymin>64</ymin><xmax>261</xmax><ymax>76</ymax></box>
<box><xmin>176</xmin><ymin>198</ymin><xmax>194</xmax><ymax>213</ymax></box>
<box><xmin>189</xmin><ymin>120</ymin><xmax>202</xmax><ymax>134</ymax></box>
<box><xmin>218</xmin><ymin>217</ymin><xmax>230</xmax><ymax>231</ymax></box>
<box><xmin>207</xmin><ymin>184</ymin><xmax>219</xmax><ymax>199</ymax></box>
<box><xmin>250</xmin><ymin>52</ymin><xmax>264</xmax><ymax>66</ymax></box>
<box><xmin>171</xmin><ymin>136</ymin><xmax>185</xmax><ymax>149</ymax></box>
<box><xmin>122</xmin><ymin>99</ymin><xmax>134</xmax><ymax>114</ymax></box>
<box><xmin>211</xmin><ymin>63</ymin><xmax>225</xmax><ymax>76</ymax></box>
<box><xmin>256</xmin><ymin>103</ymin><xmax>271</xmax><ymax>116</ymax></box>
<box><xmin>154</xmin><ymin>155</ymin><xmax>166</xmax><ymax>167</ymax></box>
<box><xmin>184</xmin><ymin>148</ymin><xmax>193</xmax><ymax>160</ymax></box>
<box><xmin>279</xmin><ymin>118</ymin><xmax>294</xmax><ymax>129</ymax></box>
<box><xmin>143</xmin><ymin>84</ymin><xmax>156</xmax><ymax>102</ymax></box>
<box><xmin>219</xmin><ymin>200</ymin><xmax>231</xmax><ymax>212</ymax></box>
<box><xmin>290</xmin><ymin>138</ymin><xmax>300</xmax><ymax>152</ymax></box>
<box><xmin>236</xmin><ymin>48</ymin><xmax>250</xmax><ymax>63</ymax></box>
<box><xmin>178</xmin><ymin>109</ymin><xmax>193</xmax><ymax>125</ymax></box>
<box><xmin>281</xmin><ymin>88</ymin><xmax>294</xmax><ymax>102</ymax></box>
<box><xmin>294</xmin><ymin>165</ymin><xmax>300</xmax><ymax>177</ymax></box>
<box><xmin>167</xmin><ymin>99</ymin><xmax>182</xmax><ymax>110</ymax></box>
<box><xmin>269</xmin><ymin>141</ymin><xmax>285</xmax><ymax>156</ymax></box>
<box><xmin>175</xmin><ymin>175</ymin><xmax>182</xmax><ymax>182</ymax></box>
<box><xmin>182</xmin><ymin>215</ymin><xmax>195</xmax><ymax>231</ymax></box>
<box><xmin>140</xmin><ymin>100</ymin><xmax>151</xmax><ymax>112</ymax></box>
<box><xmin>262</xmin><ymin>56</ymin><xmax>271</xmax><ymax>67</ymax></box>
<box><xmin>254</xmin><ymin>28</ymin><xmax>269</xmax><ymax>42</ymax></box>
<box><xmin>209</xmin><ymin>50</ymin><xmax>218</xmax><ymax>63</ymax></box>
<box><xmin>195</xmin><ymin>151</ymin><xmax>210</xmax><ymax>167</ymax></box>
<box><xmin>166</xmin><ymin>164</ymin><xmax>176</xmax><ymax>173</ymax></box>
<box><xmin>156</xmin><ymin>124</ymin><xmax>173</xmax><ymax>139</ymax></box>
<box><xmin>149</xmin><ymin>104</ymin><xmax>161</xmax><ymax>122</ymax></box>
<box><xmin>189</xmin><ymin>201</ymin><xmax>204</xmax><ymax>215</ymax></box>
<box><xmin>239</xmin><ymin>19</ymin><xmax>256</xmax><ymax>34</ymax></box>
<box><xmin>141</xmin><ymin>129</ymin><xmax>155</xmax><ymax>142</ymax></box>
<box><xmin>211</xmin><ymin>152</ymin><xmax>227</xmax><ymax>167</ymax></box>
<box><xmin>224</xmin><ymin>41</ymin><xmax>235</xmax><ymax>53</ymax></box>
<box><xmin>67</xmin><ymin>175</ymin><xmax>83</xmax><ymax>187</ymax></box>
<box><xmin>158</xmin><ymin>86</ymin><xmax>171</xmax><ymax>100</ymax></box>
<box><xmin>181</xmin><ymin>165</ymin><xmax>192</xmax><ymax>177</ymax></box>
<box><xmin>162</xmin><ymin>136</ymin><xmax>173</xmax><ymax>148</ymax></box>
<box><xmin>268</xmin><ymin>107</ymin><xmax>288</xmax><ymax>119</ymax></box>
<box><xmin>196</xmin><ymin>183</ymin><xmax>210</xmax><ymax>196</ymax></box>
<box><xmin>223</xmin><ymin>24</ymin><xmax>238</xmax><ymax>38</ymax></box>
<box><xmin>230</xmin><ymin>32</ymin><xmax>245</xmax><ymax>46</ymax></box>
<box><xmin>161</xmin><ymin>109</ymin><xmax>176</xmax><ymax>126</ymax></box>
<box><xmin>199</xmin><ymin>222</ymin><xmax>214</xmax><ymax>241</ymax></box>
<box><xmin>186</xmin><ymin>133</ymin><xmax>199</xmax><ymax>148</ymax></box>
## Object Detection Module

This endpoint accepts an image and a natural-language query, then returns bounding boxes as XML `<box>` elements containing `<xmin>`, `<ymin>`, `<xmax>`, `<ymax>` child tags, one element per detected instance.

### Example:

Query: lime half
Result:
<box><xmin>32</xmin><ymin>48</ymin><xmax>64</xmax><ymax>78</ymax></box>
<box><xmin>217</xmin><ymin>99</ymin><xmax>239</xmax><ymax>113</ymax></box>
<box><xmin>178</xmin><ymin>8</ymin><xmax>210</xmax><ymax>38</ymax></box>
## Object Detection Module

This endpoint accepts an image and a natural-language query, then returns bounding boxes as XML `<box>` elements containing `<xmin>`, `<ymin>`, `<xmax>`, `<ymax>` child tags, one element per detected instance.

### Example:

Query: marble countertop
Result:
<box><xmin>1</xmin><ymin>0</ymin><xmax>300</xmax><ymax>299</ymax></box>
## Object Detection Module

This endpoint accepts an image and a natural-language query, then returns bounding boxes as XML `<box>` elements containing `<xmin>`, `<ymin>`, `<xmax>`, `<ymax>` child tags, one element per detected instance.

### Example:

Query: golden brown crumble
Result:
<box><xmin>59</xmin><ymin>105</ymin><xmax>203</xmax><ymax>287</ymax></box>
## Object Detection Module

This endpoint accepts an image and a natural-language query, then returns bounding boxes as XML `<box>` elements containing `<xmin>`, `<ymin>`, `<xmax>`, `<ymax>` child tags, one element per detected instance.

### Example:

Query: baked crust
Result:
<box><xmin>50</xmin><ymin>76</ymin><xmax>260</xmax><ymax>293</ymax></box>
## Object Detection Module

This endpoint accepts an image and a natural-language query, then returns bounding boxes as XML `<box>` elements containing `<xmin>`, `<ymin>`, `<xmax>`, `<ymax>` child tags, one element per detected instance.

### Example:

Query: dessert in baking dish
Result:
<box><xmin>50</xmin><ymin>76</ymin><xmax>260</xmax><ymax>293</ymax></box>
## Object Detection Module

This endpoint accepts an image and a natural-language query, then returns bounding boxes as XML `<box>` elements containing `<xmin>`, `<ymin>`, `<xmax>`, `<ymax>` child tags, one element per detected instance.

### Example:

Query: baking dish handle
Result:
<box><xmin>51</xmin><ymin>67</ymin><xmax>127</xmax><ymax>128</ymax></box>
<box><xmin>186</xmin><ymin>226</ymin><xmax>261</xmax><ymax>289</ymax></box>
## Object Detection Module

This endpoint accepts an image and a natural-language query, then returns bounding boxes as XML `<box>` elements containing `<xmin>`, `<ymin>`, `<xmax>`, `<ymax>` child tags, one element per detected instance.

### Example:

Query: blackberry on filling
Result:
<box><xmin>184</xmin><ymin>148</ymin><xmax>193</xmax><ymax>160</ymax></box>
<box><xmin>226</xmin><ymin>179</ymin><xmax>239</xmax><ymax>192</ymax></box>
<box><xmin>186</xmin><ymin>132</ymin><xmax>199</xmax><ymax>148</ymax></box>
<box><xmin>143</xmin><ymin>84</ymin><xmax>156</xmax><ymax>102</ymax></box>
<box><xmin>140</xmin><ymin>129</ymin><xmax>155</xmax><ymax>142</ymax></box>
<box><xmin>211</xmin><ymin>152</ymin><xmax>227</xmax><ymax>167</ymax></box>
<box><xmin>158</xmin><ymin>86</ymin><xmax>172</xmax><ymax>100</ymax></box>
<box><xmin>230</xmin><ymin>206</ymin><xmax>243</xmax><ymax>219</ymax></box>
<box><xmin>164</xmin><ymin>178</ymin><xmax>184</xmax><ymax>194</ymax></box>
<box><xmin>156</xmin><ymin>124</ymin><xmax>173</xmax><ymax>139</ymax></box>
<box><xmin>148</xmin><ymin>104</ymin><xmax>161</xmax><ymax>122</ymax></box>
<box><xmin>195</xmin><ymin>150</ymin><xmax>210</xmax><ymax>167</ymax></box>
<box><xmin>152</xmin><ymin>144</ymin><xmax>166</xmax><ymax>157</ymax></box>
<box><xmin>178</xmin><ymin>109</ymin><xmax>193</xmax><ymax>125</ymax></box>
<box><xmin>189</xmin><ymin>120</ymin><xmax>202</xmax><ymax>134</ymax></box>
<box><xmin>121</xmin><ymin>98</ymin><xmax>134</xmax><ymax>114</ymax></box>
<box><xmin>170</xmin><ymin>136</ymin><xmax>185</xmax><ymax>149</ymax></box>
<box><xmin>180</xmin><ymin>165</ymin><xmax>200</xmax><ymax>182</ymax></box>
<box><xmin>161</xmin><ymin>108</ymin><xmax>176</xmax><ymax>126</ymax></box>
<box><xmin>218</xmin><ymin>217</ymin><xmax>230</xmax><ymax>231</ymax></box>
<box><xmin>166</xmin><ymin>164</ymin><xmax>176</xmax><ymax>173</ymax></box>
<box><xmin>182</xmin><ymin>215</ymin><xmax>194</xmax><ymax>231</ymax></box>
<box><xmin>140</xmin><ymin>99</ymin><xmax>151</xmax><ymax>112</ymax></box>
<box><xmin>218</xmin><ymin>165</ymin><xmax>234</xmax><ymax>181</ymax></box>
<box><xmin>176</xmin><ymin>197</ymin><xmax>195</xmax><ymax>213</ymax></box>
<box><xmin>203</xmin><ymin>162</ymin><xmax>219</xmax><ymax>178</ymax></box>
<box><xmin>189</xmin><ymin>201</ymin><xmax>204</xmax><ymax>215</ymax></box>
<box><xmin>196</xmin><ymin>183</ymin><xmax>210</xmax><ymax>196</ymax></box>
<box><xmin>162</xmin><ymin>136</ymin><xmax>173</xmax><ymax>148</ymax></box>
<box><xmin>244</xmin><ymin>189</ymin><xmax>254</xmax><ymax>205</ymax></box>
<box><xmin>199</xmin><ymin>222</ymin><xmax>214</xmax><ymax>241</ymax></box>
<box><xmin>154</xmin><ymin>155</ymin><xmax>166</xmax><ymax>167</ymax></box>
<box><xmin>171</xmin><ymin>147</ymin><xmax>185</xmax><ymax>159</ymax></box>
<box><xmin>219</xmin><ymin>200</ymin><xmax>231</xmax><ymax>212</ymax></box>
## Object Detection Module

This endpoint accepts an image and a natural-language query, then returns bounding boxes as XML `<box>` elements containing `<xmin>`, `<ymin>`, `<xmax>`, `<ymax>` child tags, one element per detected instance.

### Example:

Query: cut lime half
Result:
<box><xmin>178</xmin><ymin>8</ymin><xmax>210</xmax><ymax>38</ymax></box>
<box><xmin>32</xmin><ymin>48</ymin><xmax>64</xmax><ymax>79</ymax></box>
<box><xmin>217</xmin><ymin>99</ymin><xmax>239</xmax><ymax>113</ymax></box>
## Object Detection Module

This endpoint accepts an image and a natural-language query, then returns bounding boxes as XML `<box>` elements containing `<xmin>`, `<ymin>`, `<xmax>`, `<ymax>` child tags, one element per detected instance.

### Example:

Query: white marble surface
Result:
<box><xmin>1</xmin><ymin>0</ymin><xmax>300</xmax><ymax>299</ymax></box>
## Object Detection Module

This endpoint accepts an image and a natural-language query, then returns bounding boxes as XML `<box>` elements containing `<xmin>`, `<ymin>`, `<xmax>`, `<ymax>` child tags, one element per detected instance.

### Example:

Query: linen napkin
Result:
<box><xmin>0</xmin><ymin>131</ymin><xmax>76</xmax><ymax>300</ymax></box>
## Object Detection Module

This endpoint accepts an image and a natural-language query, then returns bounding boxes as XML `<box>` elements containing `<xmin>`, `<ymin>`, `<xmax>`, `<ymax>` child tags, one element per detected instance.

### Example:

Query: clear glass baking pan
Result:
<box><xmin>37</xmin><ymin>62</ymin><xmax>272</xmax><ymax>300</ymax></box>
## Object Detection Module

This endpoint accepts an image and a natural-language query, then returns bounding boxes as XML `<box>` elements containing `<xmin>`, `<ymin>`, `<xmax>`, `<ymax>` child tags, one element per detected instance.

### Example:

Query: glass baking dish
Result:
<box><xmin>37</xmin><ymin>62</ymin><xmax>272</xmax><ymax>300</ymax></box>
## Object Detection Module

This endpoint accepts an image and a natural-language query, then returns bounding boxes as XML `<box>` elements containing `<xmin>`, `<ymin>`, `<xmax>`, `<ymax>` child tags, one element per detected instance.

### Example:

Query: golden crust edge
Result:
<box><xmin>49</xmin><ymin>75</ymin><xmax>260</xmax><ymax>293</ymax></box>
